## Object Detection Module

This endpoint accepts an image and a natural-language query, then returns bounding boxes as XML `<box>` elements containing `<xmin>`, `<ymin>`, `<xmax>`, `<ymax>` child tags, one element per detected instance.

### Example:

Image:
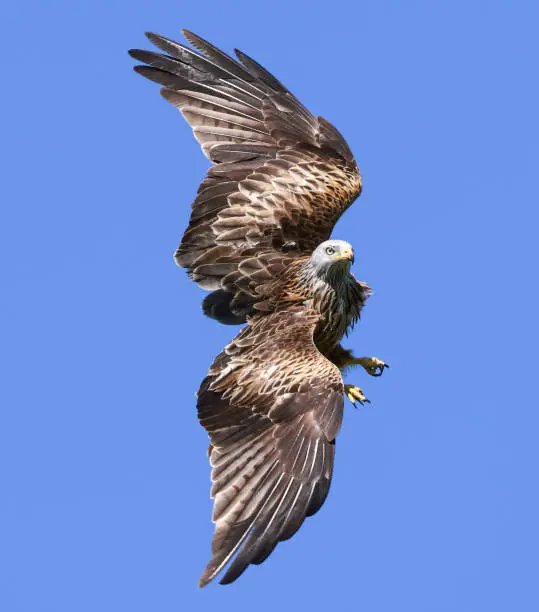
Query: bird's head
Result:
<box><xmin>309</xmin><ymin>240</ymin><xmax>355</xmax><ymax>281</ymax></box>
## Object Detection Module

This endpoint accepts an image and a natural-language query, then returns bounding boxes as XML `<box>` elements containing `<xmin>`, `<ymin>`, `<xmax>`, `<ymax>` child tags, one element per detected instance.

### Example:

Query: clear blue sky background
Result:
<box><xmin>2</xmin><ymin>1</ymin><xmax>538</xmax><ymax>610</ymax></box>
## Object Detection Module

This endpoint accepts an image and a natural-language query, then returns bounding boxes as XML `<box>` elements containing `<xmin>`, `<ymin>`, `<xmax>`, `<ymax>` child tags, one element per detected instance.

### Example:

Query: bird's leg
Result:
<box><xmin>344</xmin><ymin>384</ymin><xmax>370</xmax><ymax>407</ymax></box>
<box><xmin>348</xmin><ymin>356</ymin><xmax>389</xmax><ymax>377</ymax></box>
<box><xmin>328</xmin><ymin>346</ymin><xmax>389</xmax><ymax>377</ymax></box>
<box><xmin>327</xmin><ymin>346</ymin><xmax>388</xmax><ymax>406</ymax></box>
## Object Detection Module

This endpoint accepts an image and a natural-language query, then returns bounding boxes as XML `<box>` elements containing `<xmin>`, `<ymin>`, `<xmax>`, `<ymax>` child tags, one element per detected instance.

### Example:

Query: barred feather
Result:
<box><xmin>196</xmin><ymin>308</ymin><xmax>342</xmax><ymax>586</ymax></box>
<box><xmin>129</xmin><ymin>30</ymin><xmax>361</xmax><ymax>323</ymax></box>
<box><xmin>129</xmin><ymin>30</ymin><xmax>372</xmax><ymax>587</ymax></box>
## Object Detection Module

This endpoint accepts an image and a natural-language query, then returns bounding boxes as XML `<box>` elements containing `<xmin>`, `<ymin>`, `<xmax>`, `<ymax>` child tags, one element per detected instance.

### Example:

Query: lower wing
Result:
<box><xmin>196</xmin><ymin>307</ymin><xmax>345</xmax><ymax>585</ymax></box>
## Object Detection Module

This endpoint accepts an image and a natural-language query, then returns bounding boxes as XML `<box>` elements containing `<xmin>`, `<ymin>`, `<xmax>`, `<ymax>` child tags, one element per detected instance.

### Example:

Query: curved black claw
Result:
<box><xmin>370</xmin><ymin>362</ymin><xmax>389</xmax><ymax>377</ymax></box>
<box><xmin>352</xmin><ymin>398</ymin><xmax>371</xmax><ymax>409</ymax></box>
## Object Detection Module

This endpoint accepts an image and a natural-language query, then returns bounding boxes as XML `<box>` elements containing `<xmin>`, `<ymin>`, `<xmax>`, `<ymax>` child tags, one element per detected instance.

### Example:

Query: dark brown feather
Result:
<box><xmin>196</xmin><ymin>308</ymin><xmax>343</xmax><ymax>586</ymax></box>
<box><xmin>129</xmin><ymin>31</ymin><xmax>373</xmax><ymax>587</ymax></box>
<box><xmin>129</xmin><ymin>30</ymin><xmax>361</xmax><ymax>323</ymax></box>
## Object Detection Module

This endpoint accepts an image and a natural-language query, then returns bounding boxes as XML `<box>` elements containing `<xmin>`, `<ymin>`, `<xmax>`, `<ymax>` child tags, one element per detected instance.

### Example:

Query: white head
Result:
<box><xmin>309</xmin><ymin>240</ymin><xmax>354</xmax><ymax>280</ymax></box>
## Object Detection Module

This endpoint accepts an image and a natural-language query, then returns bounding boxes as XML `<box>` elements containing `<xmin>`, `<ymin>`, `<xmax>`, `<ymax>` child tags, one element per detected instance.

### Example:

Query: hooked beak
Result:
<box><xmin>338</xmin><ymin>249</ymin><xmax>354</xmax><ymax>264</ymax></box>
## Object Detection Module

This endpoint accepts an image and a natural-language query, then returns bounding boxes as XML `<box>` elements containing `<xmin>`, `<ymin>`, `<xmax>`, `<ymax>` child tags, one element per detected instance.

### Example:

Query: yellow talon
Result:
<box><xmin>344</xmin><ymin>384</ymin><xmax>370</xmax><ymax>406</ymax></box>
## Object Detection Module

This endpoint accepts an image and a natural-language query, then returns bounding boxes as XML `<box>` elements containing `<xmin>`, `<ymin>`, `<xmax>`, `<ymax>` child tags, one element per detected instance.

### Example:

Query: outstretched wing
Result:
<box><xmin>129</xmin><ymin>30</ymin><xmax>362</xmax><ymax>290</ymax></box>
<box><xmin>196</xmin><ymin>307</ymin><xmax>344</xmax><ymax>586</ymax></box>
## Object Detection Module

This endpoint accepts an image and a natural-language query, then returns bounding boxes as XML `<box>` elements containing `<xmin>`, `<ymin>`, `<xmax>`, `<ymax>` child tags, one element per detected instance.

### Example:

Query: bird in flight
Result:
<box><xmin>129</xmin><ymin>29</ymin><xmax>388</xmax><ymax>587</ymax></box>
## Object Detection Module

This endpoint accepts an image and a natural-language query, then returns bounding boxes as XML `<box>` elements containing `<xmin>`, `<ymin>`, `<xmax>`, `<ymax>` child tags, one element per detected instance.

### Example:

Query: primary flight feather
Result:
<box><xmin>129</xmin><ymin>29</ymin><xmax>388</xmax><ymax>586</ymax></box>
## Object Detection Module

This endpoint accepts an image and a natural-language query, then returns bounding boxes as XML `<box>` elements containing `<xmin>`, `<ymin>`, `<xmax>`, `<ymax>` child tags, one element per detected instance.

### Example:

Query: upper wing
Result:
<box><xmin>196</xmin><ymin>307</ymin><xmax>344</xmax><ymax>586</ymax></box>
<box><xmin>129</xmin><ymin>31</ymin><xmax>362</xmax><ymax>290</ymax></box>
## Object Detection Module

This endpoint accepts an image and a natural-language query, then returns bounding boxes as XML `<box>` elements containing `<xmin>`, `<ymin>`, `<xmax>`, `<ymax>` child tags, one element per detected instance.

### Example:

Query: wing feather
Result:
<box><xmin>196</xmin><ymin>308</ymin><xmax>344</xmax><ymax>586</ymax></box>
<box><xmin>130</xmin><ymin>30</ymin><xmax>362</xmax><ymax>321</ymax></box>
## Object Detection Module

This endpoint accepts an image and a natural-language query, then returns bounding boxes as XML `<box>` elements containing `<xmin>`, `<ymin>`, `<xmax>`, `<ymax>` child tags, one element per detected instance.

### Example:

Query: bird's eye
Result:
<box><xmin>325</xmin><ymin>246</ymin><xmax>335</xmax><ymax>255</ymax></box>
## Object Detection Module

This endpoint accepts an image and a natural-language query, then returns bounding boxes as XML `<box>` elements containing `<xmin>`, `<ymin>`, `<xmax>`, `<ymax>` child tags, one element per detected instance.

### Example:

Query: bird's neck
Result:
<box><xmin>300</xmin><ymin>260</ymin><xmax>351</xmax><ymax>291</ymax></box>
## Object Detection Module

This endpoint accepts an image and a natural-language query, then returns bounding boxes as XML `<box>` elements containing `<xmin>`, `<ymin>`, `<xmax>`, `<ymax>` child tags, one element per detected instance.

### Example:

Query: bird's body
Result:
<box><xmin>130</xmin><ymin>29</ymin><xmax>388</xmax><ymax>586</ymax></box>
<box><xmin>295</xmin><ymin>258</ymin><xmax>370</xmax><ymax>357</ymax></box>
<box><xmin>250</xmin><ymin>252</ymin><xmax>371</xmax><ymax>357</ymax></box>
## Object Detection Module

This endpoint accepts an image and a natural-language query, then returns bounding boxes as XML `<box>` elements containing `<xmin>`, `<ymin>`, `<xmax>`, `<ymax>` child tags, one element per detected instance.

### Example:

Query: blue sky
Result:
<box><xmin>2</xmin><ymin>1</ymin><xmax>538</xmax><ymax>610</ymax></box>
